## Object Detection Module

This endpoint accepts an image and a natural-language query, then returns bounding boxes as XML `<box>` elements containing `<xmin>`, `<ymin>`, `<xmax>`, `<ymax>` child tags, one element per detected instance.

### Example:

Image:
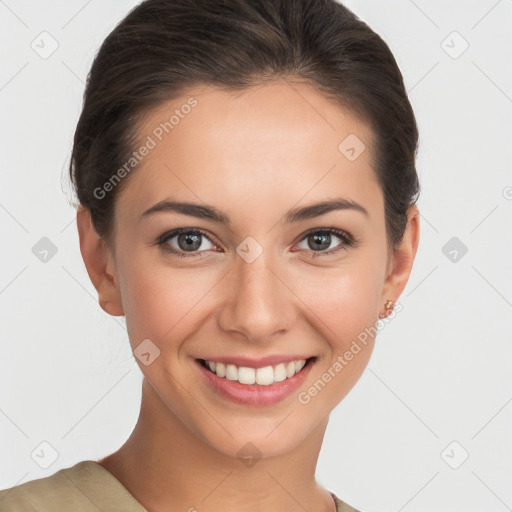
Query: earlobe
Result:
<box><xmin>76</xmin><ymin>205</ymin><xmax>124</xmax><ymax>317</ymax></box>
<box><xmin>380</xmin><ymin>205</ymin><xmax>421</xmax><ymax>314</ymax></box>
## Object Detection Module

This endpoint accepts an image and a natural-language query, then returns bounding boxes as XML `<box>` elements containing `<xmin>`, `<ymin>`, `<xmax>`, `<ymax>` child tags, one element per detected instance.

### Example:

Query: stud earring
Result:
<box><xmin>379</xmin><ymin>299</ymin><xmax>395</xmax><ymax>319</ymax></box>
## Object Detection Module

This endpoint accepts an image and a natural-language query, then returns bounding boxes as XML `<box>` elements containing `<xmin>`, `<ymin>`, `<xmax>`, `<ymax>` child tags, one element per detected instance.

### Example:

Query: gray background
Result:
<box><xmin>1</xmin><ymin>1</ymin><xmax>511</xmax><ymax>511</ymax></box>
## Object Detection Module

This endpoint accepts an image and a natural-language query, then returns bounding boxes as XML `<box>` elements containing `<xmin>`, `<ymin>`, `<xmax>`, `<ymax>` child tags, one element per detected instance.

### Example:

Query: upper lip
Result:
<box><xmin>197</xmin><ymin>355</ymin><xmax>314</xmax><ymax>368</ymax></box>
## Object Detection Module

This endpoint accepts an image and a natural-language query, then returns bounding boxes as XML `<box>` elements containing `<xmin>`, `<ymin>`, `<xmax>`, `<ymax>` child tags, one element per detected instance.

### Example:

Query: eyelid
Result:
<box><xmin>156</xmin><ymin>227</ymin><xmax>215</xmax><ymax>245</ymax></box>
<box><xmin>295</xmin><ymin>226</ymin><xmax>354</xmax><ymax>245</ymax></box>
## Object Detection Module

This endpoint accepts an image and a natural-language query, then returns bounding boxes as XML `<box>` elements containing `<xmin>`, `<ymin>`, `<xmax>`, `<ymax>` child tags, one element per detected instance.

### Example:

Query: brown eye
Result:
<box><xmin>306</xmin><ymin>232</ymin><xmax>332</xmax><ymax>251</ymax></box>
<box><xmin>157</xmin><ymin>228</ymin><xmax>216</xmax><ymax>258</ymax></box>
<box><xmin>176</xmin><ymin>232</ymin><xmax>203</xmax><ymax>251</ymax></box>
<box><xmin>295</xmin><ymin>228</ymin><xmax>355</xmax><ymax>257</ymax></box>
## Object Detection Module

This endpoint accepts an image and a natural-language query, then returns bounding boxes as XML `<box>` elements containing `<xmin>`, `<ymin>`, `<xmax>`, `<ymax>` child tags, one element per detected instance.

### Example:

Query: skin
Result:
<box><xmin>77</xmin><ymin>78</ymin><xmax>420</xmax><ymax>512</ymax></box>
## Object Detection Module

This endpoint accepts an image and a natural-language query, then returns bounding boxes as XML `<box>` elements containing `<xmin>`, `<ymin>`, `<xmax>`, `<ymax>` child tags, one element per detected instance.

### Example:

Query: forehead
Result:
<box><xmin>116</xmin><ymin>79</ymin><xmax>382</xmax><ymax>224</ymax></box>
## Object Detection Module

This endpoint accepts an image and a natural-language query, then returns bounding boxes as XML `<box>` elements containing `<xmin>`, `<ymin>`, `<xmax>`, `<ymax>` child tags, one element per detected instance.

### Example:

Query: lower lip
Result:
<box><xmin>195</xmin><ymin>358</ymin><xmax>315</xmax><ymax>406</ymax></box>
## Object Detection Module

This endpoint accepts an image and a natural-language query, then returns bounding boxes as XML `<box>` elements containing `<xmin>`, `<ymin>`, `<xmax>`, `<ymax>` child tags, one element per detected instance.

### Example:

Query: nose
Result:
<box><xmin>216</xmin><ymin>250</ymin><xmax>297</xmax><ymax>345</ymax></box>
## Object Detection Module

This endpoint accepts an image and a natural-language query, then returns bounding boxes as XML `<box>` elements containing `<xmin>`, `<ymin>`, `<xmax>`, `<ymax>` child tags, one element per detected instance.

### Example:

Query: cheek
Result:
<box><xmin>295</xmin><ymin>259</ymin><xmax>383</xmax><ymax>346</ymax></box>
<box><xmin>116</xmin><ymin>253</ymin><xmax>219</xmax><ymax>348</ymax></box>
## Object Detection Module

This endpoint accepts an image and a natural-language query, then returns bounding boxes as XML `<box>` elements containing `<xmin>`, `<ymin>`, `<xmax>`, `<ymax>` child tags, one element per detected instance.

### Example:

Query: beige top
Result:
<box><xmin>0</xmin><ymin>461</ymin><xmax>360</xmax><ymax>511</ymax></box>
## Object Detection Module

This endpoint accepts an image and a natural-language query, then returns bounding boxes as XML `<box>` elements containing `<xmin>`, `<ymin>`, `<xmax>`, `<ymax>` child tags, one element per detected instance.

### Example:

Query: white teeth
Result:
<box><xmin>273</xmin><ymin>363</ymin><xmax>287</xmax><ymax>382</ymax></box>
<box><xmin>216</xmin><ymin>362</ymin><xmax>226</xmax><ymax>378</ymax></box>
<box><xmin>203</xmin><ymin>358</ymin><xmax>309</xmax><ymax>386</ymax></box>
<box><xmin>295</xmin><ymin>360</ymin><xmax>306</xmax><ymax>372</ymax></box>
<box><xmin>225</xmin><ymin>364</ymin><xmax>238</xmax><ymax>381</ymax></box>
<box><xmin>255</xmin><ymin>366</ymin><xmax>274</xmax><ymax>386</ymax></box>
<box><xmin>238</xmin><ymin>367</ymin><xmax>255</xmax><ymax>385</ymax></box>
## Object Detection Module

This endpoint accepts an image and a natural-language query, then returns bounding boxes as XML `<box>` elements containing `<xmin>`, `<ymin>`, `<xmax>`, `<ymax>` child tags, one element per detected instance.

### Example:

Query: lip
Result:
<box><xmin>195</xmin><ymin>356</ymin><xmax>315</xmax><ymax>407</ymax></box>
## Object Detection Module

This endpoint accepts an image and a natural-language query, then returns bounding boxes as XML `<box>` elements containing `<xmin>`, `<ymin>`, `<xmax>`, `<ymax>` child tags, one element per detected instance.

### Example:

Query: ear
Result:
<box><xmin>76</xmin><ymin>205</ymin><xmax>124</xmax><ymax>316</ymax></box>
<box><xmin>380</xmin><ymin>204</ymin><xmax>421</xmax><ymax>313</ymax></box>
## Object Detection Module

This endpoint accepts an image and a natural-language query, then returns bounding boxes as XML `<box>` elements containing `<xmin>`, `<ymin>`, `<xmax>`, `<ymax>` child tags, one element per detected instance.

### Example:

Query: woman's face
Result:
<box><xmin>105</xmin><ymin>79</ymin><xmax>399</xmax><ymax>458</ymax></box>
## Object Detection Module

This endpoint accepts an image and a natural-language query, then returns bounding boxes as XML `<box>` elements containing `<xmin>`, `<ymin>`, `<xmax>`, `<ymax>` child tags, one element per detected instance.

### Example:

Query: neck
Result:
<box><xmin>97</xmin><ymin>377</ymin><xmax>336</xmax><ymax>512</ymax></box>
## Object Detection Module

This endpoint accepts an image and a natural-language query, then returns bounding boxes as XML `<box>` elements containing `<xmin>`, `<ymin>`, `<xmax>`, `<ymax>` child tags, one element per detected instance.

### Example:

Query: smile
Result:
<box><xmin>195</xmin><ymin>354</ymin><xmax>317</xmax><ymax>406</ymax></box>
<box><xmin>199</xmin><ymin>358</ymin><xmax>311</xmax><ymax>386</ymax></box>
<box><xmin>195</xmin><ymin>354</ymin><xmax>316</xmax><ymax>406</ymax></box>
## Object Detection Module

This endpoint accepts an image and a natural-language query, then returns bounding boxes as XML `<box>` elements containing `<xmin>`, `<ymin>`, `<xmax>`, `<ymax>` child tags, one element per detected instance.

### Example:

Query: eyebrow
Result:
<box><xmin>141</xmin><ymin>197</ymin><xmax>369</xmax><ymax>225</ymax></box>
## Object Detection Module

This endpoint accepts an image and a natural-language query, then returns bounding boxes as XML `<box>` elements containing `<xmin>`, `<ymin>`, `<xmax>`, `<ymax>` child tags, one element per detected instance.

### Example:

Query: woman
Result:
<box><xmin>0</xmin><ymin>0</ymin><xmax>420</xmax><ymax>510</ymax></box>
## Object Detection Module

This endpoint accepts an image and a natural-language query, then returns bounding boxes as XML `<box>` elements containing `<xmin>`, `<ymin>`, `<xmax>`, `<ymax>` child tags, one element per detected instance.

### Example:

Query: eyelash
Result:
<box><xmin>155</xmin><ymin>227</ymin><xmax>357</xmax><ymax>259</ymax></box>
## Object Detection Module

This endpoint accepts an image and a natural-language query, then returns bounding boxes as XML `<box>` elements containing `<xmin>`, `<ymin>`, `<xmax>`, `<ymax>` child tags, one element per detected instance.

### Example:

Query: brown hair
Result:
<box><xmin>69</xmin><ymin>0</ymin><xmax>420</xmax><ymax>252</ymax></box>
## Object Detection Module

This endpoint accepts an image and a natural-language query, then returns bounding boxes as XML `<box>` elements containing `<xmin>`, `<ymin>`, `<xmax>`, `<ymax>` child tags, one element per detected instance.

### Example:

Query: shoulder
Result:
<box><xmin>331</xmin><ymin>492</ymin><xmax>362</xmax><ymax>512</ymax></box>
<box><xmin>0</xmin><ymin>461</ymin><xmax>104</xmax><ymax>511</ymax></box>
<box><xmin>0</xmin><ymin>460</ymin><xmax>146</xmax><ymax>512</ymax></box>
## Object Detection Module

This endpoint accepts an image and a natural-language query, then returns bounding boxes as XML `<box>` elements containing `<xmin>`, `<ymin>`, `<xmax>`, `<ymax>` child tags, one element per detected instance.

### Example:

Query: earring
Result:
<box><xmin>379</xmin><ymin>299</ymin><xmax>395</xmax><ymax>319</ymax></box>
